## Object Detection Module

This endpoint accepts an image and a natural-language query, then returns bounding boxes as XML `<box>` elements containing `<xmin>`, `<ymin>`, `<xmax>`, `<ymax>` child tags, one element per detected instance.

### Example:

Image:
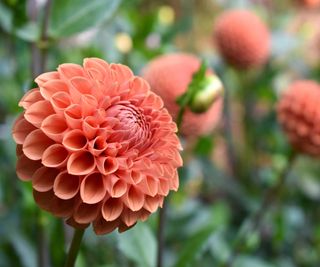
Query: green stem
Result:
<box><xmin>64</xmin><ymin>228</ymin><xmax>85</xmax><ymax>267</ymax></box>
<box><xmin>221</xmin><ymin>150</ymin><xmax>297</xmax><ymax>267</ymax></box>
<box><xmin>176</xmin><ymin>106</ymin><xmax>186</xmax><ymax>131</ymax></box>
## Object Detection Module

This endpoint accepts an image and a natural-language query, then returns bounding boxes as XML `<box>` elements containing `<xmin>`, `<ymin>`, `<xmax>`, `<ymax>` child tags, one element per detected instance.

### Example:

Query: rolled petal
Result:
<box><xmin>143</xmin><ymin>195</ymin><xmax>162</xmax><ymax>213</ymax></box>
<box><xmin>35</xmin><ymin>71</ymin><xmax>60</xmax><ymax>87</ymax></box>
<box><xmin>64</xmin><ymin>104</ymin><xmax>83</xmax><ymax>129</ymax></box>
<box><xmin>93</xmin><ymin>216</ymin><xmax>119</xmax><ymax>235</ymax></box>
<box><xmin>58</xmin><ymin>63</ymin><xmax>85</xmax><ymax>80</ymax></box>
<box><xmin>32</xmin><ymin>166</ymin><xmax>59</xmax><ymax>192</ymax></box>
<box><xmin>16</xmin><ymin>154</ymin><xmax>42</xmax><ymax>181</ymax></box>
<box><xmin>121</xmin><ymin>208</ymin><xmax>139</xmax><ymax>227</ymax></box>
<box><xmin>69</xmin><ymin>77</ymin><xmax>93</xmax><ymax>102</ymax></box>
<box><xmin>158</xmin><ymin>177</ymin><xmax>170</xmax><ymax>196</ymax></box>
<box><xmin>130</xmin><ymin>170</ymin><xmax>143</xmax><ymax>184</ymax></box>
<box><xmin>67</xmin><ymin>151</ymin><xmax>95</xmax><ymax>176</ymax></box>
<box><xmin>33</xmin><ymin>189</ymin><xmax>54</xmax><ymax>212</ymax></box>
<box><xmin>40</xmin><ymin>80</ymin><xmax>69</xmax><ymax>100</ymax></box>
<box><xmin>42</xmin><ymin>144</ymin><xmax>69</xmax><ymax>168</ymax></box>
<box><xmin>66</xmin><ymin>217</ymin><xmax>89</xmax><ymax>230</ymax></box>
<box><xmin>82</xmin><ymin>116</ymin><xmax>99</xmax><ymax>139</ymax></box>
<box><xmin>24</xmin><ymin>100</ymin><xmax>54</xmax><ymax>127</ymax></box>
<box><xmin>41</xmin><ymin>114</ymin><xmax>68</xmax><ymax>142</ymax></box>
<box><xmin>16</xmin><ymin>145</ymin><xmax>23</xmax><ymax>156</ymax></box>
<box><xmin>62</xmin><ymin>129</ymin><xmax>88</xmax><ymax>152</ymax></box>
<box><xmin>138</xmin><ymin>175</ymin><xmax>158</xmax><ymax>196</ymax></box>
<box><xmin>53</xmin><ymin>171</ymin><xmax>80</xmax><ymax>200</ymax></box>
<box><xmin>83</xmin><ymin>58</ymin><xmax>108</xmax><ymax>82</ymax></box>
<box><xmin>51</xmin><ymin>196</ymin><xmax>75</xmax><ymax>218</ymax></box>
<box><xmin>96</xmin><ymin>156</ymin><xmax>119</xmax><ymax>175</ymax></box>
<box><xmin>73</xmin><ymin>202</ymin><xmax>101</xmax><ymax>224</ymax></box>
<box><xmin>110</xmin><ymin>64</ymin><xmax>134</xmax><ymax>84</ymax></box>
<box><xmin>169</xmin><ymin>171</ymin><xmax>179</xmax><ymax>191</ymax></box>
<box><xmin>80</xmin><ymin>94</ymin><xmax>97</xmax><ymax>116</ymax></box>
<box><xmin>80</xmin><ymin>172</ymin><xmax>106</xmax><ymax>204</ymax></box>
<box><xmin>88</xmin><ymin>136</ymin><xmax>107</xmax><ymax>156</ymax></box>
<box><xmin>19</xmin><ymin>89</ymin><xmax>44</xmax><ymax>109</ymax></box>
<box><xmin>106</xmin><ymin>174</ymin><xmax>127</xmax><ymax>198</ymax></box>
<box><xmin>51</xmin><ymin>91</ymin><xmax>71</xmax><ymax>112</ymax></box>
<box><xmin>102</xmin><ymin>197</ymin><xmax>123</xmax><ymax>221</ymax></box>
<box><xmin>124</xmin><ymin>186</ymin><xmax>144</xmax><ymax>211</ymax></box>
<box><xmin>23</xmin><ymin>129</ymin><xmax>54</xmax><ymax>160</ymax></box>
<box><xmin>12</xmin><ymin>115</ymin><xmax>37</xmax><ymax>144</ymax></box>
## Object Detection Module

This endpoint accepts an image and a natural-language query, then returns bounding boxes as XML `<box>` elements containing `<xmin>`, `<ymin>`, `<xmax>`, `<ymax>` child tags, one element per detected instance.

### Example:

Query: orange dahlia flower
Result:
<box><xmin>213</xmin><ymin>10</ymin><xmax>270</xmax><ymax>69</ymax></box>
<box><xmin>12</xmin><ymin>58</ymin><xmax>182</xmax><ymax>234</ymax></box>
<box><xmin>277</xmin><ymin>80</ymin><xmax>320</xmax><ymax>156</ymax></box>
<box><xmin>142</xmin><ymin>53</ymin><xmax>223</xmax><ymax>137</ymax></box>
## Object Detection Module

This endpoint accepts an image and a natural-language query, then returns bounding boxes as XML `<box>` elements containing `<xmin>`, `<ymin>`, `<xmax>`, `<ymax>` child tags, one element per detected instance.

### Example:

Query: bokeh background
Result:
<box><xmin>2</xmin><ymin>0</ymin><xmax>320</xmax><ymax>266</ymax></box>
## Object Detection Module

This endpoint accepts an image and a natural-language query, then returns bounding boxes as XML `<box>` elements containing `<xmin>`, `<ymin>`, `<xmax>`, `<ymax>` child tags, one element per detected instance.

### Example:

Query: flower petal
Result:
<box><xmin>53</xmin><ymin>171</ymin><xmax>80</xmax><ymax>200</ymax></box>
<box><xmin>32</xmin><ymin>166</ymin><xmax>59</xmax><ymax>192</ymax></box>
<box><xmin>23</xmin><ymin>129</ymin><xmax>55</xmax><ymax>160</ymax></box>
<box><xmin>102</xmin><ymin>198</ymin><xmax>123</xmax><ymax>221</ymax></box>
<box><xmin>41</xmin><ymin>114</ymin><xmax>68</xmax><ymax>142</ymax></box>
<box><xmin>80</xmin><ymin>172</ymin><xmax>106</xmax><ymax>204</ymax></box>
<box><xmin>62</xmin><ymin>129</ymin><xmax>88</xmax><ymax>152</ymax></box>
<box><xmin>67</xmin><ymin>151</ymin><xmax>95</xmax><ymax>175</ymax></box>
<box><xmin>24</xmin><ymin>100</ymin><xmax>55</xmax><ymax>127</ymax></box>
<box><xmin>42</xmin><ymin>144</ymin><xmax>69</xmax><ymax>168</ymax></box>
<box><xmin>16</xmin><ymin>154</ymin><xmax>42</xmax><ymax>181</ymax></box>
<box><xmin>12</xmin><ymin>114</ymin><xmax>37</xmax><ymax>144</ymax></box>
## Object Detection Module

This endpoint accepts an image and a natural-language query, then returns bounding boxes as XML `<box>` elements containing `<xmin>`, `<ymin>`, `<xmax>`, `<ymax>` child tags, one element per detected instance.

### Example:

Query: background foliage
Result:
<box><xmin>1</xmin><ymin>0</ymin><xmax>320</xmax><ymax>266</ymax></box>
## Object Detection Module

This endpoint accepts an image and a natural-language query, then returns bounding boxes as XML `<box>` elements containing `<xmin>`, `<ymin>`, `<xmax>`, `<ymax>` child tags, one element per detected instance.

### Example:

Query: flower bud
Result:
<box><xmin>189</xmin><ymin>74</ymin><xmax>224</xmax><ymax>113</ymax></box>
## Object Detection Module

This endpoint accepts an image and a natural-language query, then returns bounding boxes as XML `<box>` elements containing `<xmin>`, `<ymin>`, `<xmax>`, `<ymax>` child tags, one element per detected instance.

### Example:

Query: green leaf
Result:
<box><xmin>117</xmin><ymin>223</ymin><xmax>156</xmax><ymax>267</ymax></box>
<box><xmin>173</xmin><ymin>224</ymin><xmax>217</xmax><ymax>267</ymax></box>
<box><xmin>173</xmin><ymin>203</ymin><xmax>228</xmax><ymax>267</ymax></box>
<box><xmin>49</xmin><ymin>0</ymin><xmax>121</xmax><ymax>38</ymax></box>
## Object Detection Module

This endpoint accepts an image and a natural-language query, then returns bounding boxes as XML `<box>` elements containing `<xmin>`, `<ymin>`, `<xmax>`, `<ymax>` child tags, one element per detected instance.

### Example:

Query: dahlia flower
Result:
<box><xmin>277</xmin><ymin>80</ymin><xmax>320</xmax><ymax>156</ymax></box>
<box><xmin>142</xmin><ymin>53</ymin><xmax>223</xmax><ymax>137</ymax></box>
<box><xmin>12</xmin><ymin>58</ymin><xmax>182</xmax><ymax>234</ymax></box>
<box><xmin>213</xmin><ymin>10</ymin><xmax>270</xmax><ymax>69</ymax></box>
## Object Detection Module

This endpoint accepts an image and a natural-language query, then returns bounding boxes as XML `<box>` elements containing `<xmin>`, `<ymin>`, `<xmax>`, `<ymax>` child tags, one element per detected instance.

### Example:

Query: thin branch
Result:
<box><xmin>221</xmin><ymin>150</ymin><xmax>297</xmax><ymax>267</ymax></box>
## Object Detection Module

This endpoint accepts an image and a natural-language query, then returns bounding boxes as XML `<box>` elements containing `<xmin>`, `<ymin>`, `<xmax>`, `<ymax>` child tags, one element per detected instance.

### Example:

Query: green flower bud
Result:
<box><xmin>189</xmin><ymin>74</ymin><xmax>224</xmax><ymax>113</ymax></box>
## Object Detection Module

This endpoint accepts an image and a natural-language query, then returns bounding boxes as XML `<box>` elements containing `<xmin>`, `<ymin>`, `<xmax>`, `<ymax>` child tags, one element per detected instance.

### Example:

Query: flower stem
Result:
<box><xmin>64</xmin><ymin>228</ymin><xmax>85</xmax><ymax>267</ymax></box>
<box><xmin>221</xmin><ymin>150</ymin><xmax>297</xmax><ymax>267</ymax></box>
<box><xmin>156</xmin><ymin>200</ymin><xmax>167</xmax><ymax>267</ymax></box>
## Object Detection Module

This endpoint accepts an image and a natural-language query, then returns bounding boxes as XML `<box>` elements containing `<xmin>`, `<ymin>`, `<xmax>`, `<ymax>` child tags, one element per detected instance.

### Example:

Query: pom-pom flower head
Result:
<box><xmin>142</xmin><ymin>53</ymin><xmax>223</xmax><ymax>137</ymax></box>
<box><xmin>12</xmin><ymin>58</ymin><xmax>182</xmax><ymax>234</ymax></box>
<box><xmin>277</xmin><ymin>80</ymin><xmax>320</xmax><ymax>156</ymax></box>
<box><xmin>213</xmin><ymin>9</ymin><xmax>270</xmax><ymax>69</ymax></box>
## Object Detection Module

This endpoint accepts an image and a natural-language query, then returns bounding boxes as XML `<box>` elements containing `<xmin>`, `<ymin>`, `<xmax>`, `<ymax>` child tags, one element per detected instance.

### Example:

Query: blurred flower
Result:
<box><xmin>12</xmin><ymin>58</ymin><xmax>182</xmax><ymax>234</ymax></box>
<box><xmin>142</xmin><ymin>53</ymin><xmax>223</xmax><ymax>137</ymax></box>
<box><xmin>277</xmin><ymin>80</ymin><xmax>320</xmax><ymax>156</ymax></box>
<box><xmin>213</xmin><ymin>9</ymin><xmax>270</xmax><ymax>69</ymax></box>
<box><xmin>115</xmin><ymin>32</ymin><xmax>133</xmax><ymax>54</ymax></box>
<box><xmin>158</xmin><ymin>5</ymin><xmax>175</xmax><ymax>26</ymax></box>
<box><xmin>301</xmin><ymin>0</ymin><xmax>320</xmax><ymax>8</ymax></box>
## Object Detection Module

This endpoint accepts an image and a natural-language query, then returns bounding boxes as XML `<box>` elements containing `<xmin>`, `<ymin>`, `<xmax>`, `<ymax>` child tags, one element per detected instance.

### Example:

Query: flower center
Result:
<box><xmin>105</xmin><ymin>104</ymin><xmax>150</xmax><ymax>148</ymax></box>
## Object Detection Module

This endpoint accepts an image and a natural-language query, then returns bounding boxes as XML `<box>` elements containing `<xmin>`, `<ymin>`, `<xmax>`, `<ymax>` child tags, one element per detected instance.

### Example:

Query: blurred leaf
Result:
<box><xmin>173</xmin><ymin>203</ymin><xmax>228</xmax><ymax>267</ymax></box>
<box><xmin>8</xmin><ymin>232</ymin><xmax>36</xmax><ymax>267</ymax></box>
<box><xmin>194</xmin><ymin>135</ymin><xmax>214</xmax><ymax>156</ymax></box>
<box><xmin>49</xmin><ymin>0</ymin><xmax>121</xmax><ymax>38</ymax></box>
<box><xmin>234</xmin><ymin>256</ymin><xmax>275</xmax><ymax>267</ymax></box>
<box><xmin>15</xmin><ymin>22</ymin><xmax>39</xmax><ymax>42</ymax></box>
<box><xmin>117</xmin><ymin>223</ymin><xmax>156</xmax><ymax>267</ymax></box>
<box><xmin>0</xmin><ymin>2</ymin><xmax>13</xmax><ymax>32</ymax></box>
<box><xmin>173</xmin><ymin>225</ymin><xmax>217</xmax><ymax>267</ymax></box>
